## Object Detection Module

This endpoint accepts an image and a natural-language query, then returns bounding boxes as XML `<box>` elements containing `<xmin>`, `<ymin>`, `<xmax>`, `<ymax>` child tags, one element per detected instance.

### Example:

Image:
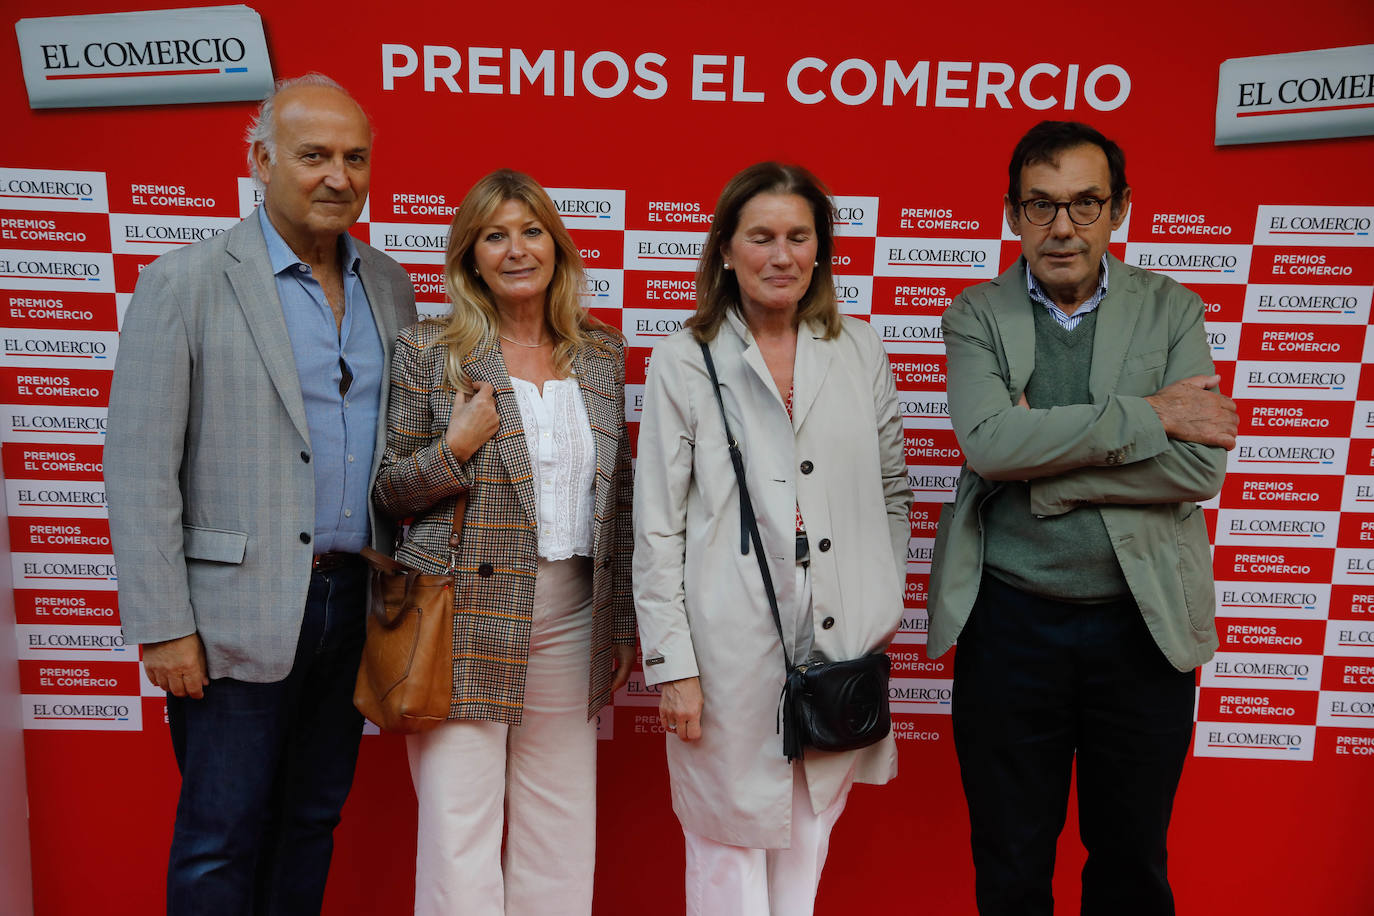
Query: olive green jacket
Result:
<box><xmin>928</xmin><ymin>255</ymin><xmax>1225</xmax><ymax>672</ymax></box>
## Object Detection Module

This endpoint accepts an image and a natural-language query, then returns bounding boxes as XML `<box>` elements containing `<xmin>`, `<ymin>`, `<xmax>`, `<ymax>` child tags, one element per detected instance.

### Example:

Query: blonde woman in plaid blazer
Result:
<box><xmin>373</xmin><ymin>170</ymin><xmax>633</xmax><ymax>916</ymax></box>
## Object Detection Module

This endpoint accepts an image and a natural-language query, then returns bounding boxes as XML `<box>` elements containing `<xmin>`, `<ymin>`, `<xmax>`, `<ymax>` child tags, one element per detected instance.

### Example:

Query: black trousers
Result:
<box><xmin>951</xmin><ymin>575</ymin><xmax>1196</xmax><ymax>916</ymax></box>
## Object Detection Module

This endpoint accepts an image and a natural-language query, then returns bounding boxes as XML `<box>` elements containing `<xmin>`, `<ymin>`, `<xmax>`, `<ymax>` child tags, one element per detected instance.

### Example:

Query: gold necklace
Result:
<box><xmin>498</xmin><ymin>332</ymin><xmax>551</xmax><ymax>348</ymax></box>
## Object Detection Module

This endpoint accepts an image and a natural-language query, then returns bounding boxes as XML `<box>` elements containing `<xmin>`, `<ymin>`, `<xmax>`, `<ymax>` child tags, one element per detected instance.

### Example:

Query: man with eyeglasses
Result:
<box><xmin>928</xmin><ymin>120</ymin><xmax>1238</xmax><ymax>915</ymax></box>
<box><xmin>105</xmin><ymin>74</ymin><xmax>416</xmax><ymax>914</ymax></box>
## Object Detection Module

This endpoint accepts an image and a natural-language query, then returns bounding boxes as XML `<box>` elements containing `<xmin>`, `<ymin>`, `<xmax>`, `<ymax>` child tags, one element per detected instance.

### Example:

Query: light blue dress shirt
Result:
<box><xmin>258</xmin><ymin>206</ymin><xmax>383</xmax><ymax>553</ymax></box>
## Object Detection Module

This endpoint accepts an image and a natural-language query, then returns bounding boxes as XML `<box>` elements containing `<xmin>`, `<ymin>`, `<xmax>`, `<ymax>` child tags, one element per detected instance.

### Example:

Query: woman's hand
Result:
<box><xmin>444</xmin><ymin>380</ymin><xmax>499</xmax><ymax>461</ymax></box>
<box><xmin>610</xmin><ymin>644</ymin><xmax>635</xmax><ymax>694</ymax></box>
<box><xmin>659</xmin><ymin>676</ymin><xmax>704</xmax><ymax>741</ymax></box>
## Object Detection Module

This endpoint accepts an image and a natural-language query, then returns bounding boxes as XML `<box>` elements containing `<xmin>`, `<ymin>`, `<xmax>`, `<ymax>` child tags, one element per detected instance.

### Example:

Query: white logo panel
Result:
<box><xmin>831</xmin><ymin>195</ymin><xmax>879</xmax><ymax>238</ymax></box>
<box><xmin>0</xmin><ymin>167</ymin><xmax>108</xmax><ymax>212</ymax></box>
<box><xmin>369</xmin><ymin>222</ymin><xmax>450</xmax><ymax>265</ymax></box>
<box><xmin>874</xmin><ymin>237</ymin><xmax>998</xmax><ymax>279</ymax></box>
<box><xmin>546</xmin><ymin>188</ymin><xmax>625</xmax><ymax>231</ymax></box>
<box><xmin>0</xmin><ymin>249</ymin><xmax>113</xmax><ymax>293</ymax></box>
<box><xmin>624</xmin><ymin>231</ymin><xmax>706</xmax><ymax>272</ymax></box>
<box><xmin>1124</xmin><ymin>242</ymin><xmax>1251</xmax><ymax>284</ymax></box>
<box><xmin>1244</xmin><ymin>285</ymin><xmax>1370</xmax><ymax>324</ymax></box>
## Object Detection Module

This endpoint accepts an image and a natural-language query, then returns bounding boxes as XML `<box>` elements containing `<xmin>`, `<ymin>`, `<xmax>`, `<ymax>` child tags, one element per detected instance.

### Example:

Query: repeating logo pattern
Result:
<box><xmin>3</xmin><ymin>165</ymin><xmax>1371</xmax><ymax>763</ymax></box>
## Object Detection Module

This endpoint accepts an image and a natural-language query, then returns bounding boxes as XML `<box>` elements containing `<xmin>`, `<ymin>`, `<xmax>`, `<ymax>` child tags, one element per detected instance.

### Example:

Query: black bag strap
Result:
<box><xmin>700</xmin><ymin>340</ymin><xmax>807</xmax><ymax>759</ymax></box>
<box><xmin>698</xmin><ymin>341</ymin><xmax>791</xmax><ymax>670</ymax></box>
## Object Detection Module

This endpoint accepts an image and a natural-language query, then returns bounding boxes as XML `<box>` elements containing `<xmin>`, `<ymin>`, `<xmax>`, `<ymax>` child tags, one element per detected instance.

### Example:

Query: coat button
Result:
<box><xmin>821</xmin><ymin>616</ymin><xmax>835</xmax><ymax>630</ymax></box>
<box><xmin>300</xmin><ymin>451</ymin><xmax>310</xmax><ymax>463</ymax></box>
<box><xmin>299</xmin><ymin>532</ymin><xmax>311</xmax><ymax>544</ymax></box>
<box><xmin>818</xmin><ymin>538</ymin><xmax>831</xmax><ymax>552</ymax></box>
<box><xmin>800</xmin><ymin>460</ymin><xmax>814</xmax><ymax>475</ymax></box>
<box><xmin>478</xmin><ymin>563</ymin><xmax>494</xmax><ymax>577</ymax></box>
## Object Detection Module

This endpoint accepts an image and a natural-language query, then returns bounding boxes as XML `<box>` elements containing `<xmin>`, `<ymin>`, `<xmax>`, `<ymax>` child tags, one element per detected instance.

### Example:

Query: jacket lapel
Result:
<box><xmin>576</xmin><ymin>342</ymin><xmax>620</xmax><ymax>552</ymax></box>
<box><xmin>990</xmin><ymin>258</ymin><xmax>1037</xmax><ymax>398</ymax></box>
<box><xmin>356</xmin><ymin>243</ymin><xmax>403</xmax><ymax>348</ymax></box>
<box><xmin>462</xmin><ymin>339</ymin><xmax>538</xmax><ymax>527</ymax></box>
<box><xmin>724</xmin><ymin>309</ymin><xmax>785</xmax><ymax>408</ymax></box>
<box><xmin>356</xmin><ymin>243</ymin><xmax>402</xmax><ymax>479</ymax></box>
<box><xmin>224</xmin><ymin>217</ymin><xmax>310</xmax><ymax>444</ymax></box>
<box><xmin>1088</xmin><ymin>255</ymin><xmax>1143</xmax><ymax>402</ymax></box>
<box><xmin>789</xmin><ymin>321</ymin><xmax>831</xmax><ymax>432</ymax></box>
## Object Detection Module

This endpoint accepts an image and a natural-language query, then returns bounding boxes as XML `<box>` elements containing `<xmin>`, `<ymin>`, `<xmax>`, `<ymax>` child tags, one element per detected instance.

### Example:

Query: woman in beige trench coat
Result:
<box><xmin>633</xmin><ymin>162</ymin><xmax>913</xmax><ymax>915</ymax></box>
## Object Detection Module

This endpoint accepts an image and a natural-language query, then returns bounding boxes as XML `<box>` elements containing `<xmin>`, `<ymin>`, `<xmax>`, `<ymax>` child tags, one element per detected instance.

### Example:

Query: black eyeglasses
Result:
<box><xmin>338</xmin><ymin>358</ymin><xmax>353</xmax><ymax>398</ymax></box>
<box><xmin>1017</xmin><ymin>196</ymin><xmax>1112</xmax><ymax>227</ymax></box>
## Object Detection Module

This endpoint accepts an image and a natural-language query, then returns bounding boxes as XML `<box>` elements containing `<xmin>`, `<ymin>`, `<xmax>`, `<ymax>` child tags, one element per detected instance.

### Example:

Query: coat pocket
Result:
<box><xmin>183</xmin><ymin>525</ymin><xmax>248</xmax><ymax>564</ymax></box>
<box><xmin>1174</xmin><ymin>504</ymin><xmax>1214</xmax><ymax>632</ymax></box>
<box><xmin>1119</xmin><ymin>347</ymin><xmax>1168</xmax><ymax>395</ymax></box>
<box><xmin>1122</xmin><ymin>347</ymin><xmax>1167</xmax><ymax>374</ymax></box>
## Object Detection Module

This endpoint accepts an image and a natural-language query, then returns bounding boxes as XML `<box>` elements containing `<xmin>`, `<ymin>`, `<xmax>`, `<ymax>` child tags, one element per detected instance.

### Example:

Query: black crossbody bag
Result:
<box><xmin>699</xmin><ymin>341</ymin><xmax>891</xmax><ymax>761</ymax></box>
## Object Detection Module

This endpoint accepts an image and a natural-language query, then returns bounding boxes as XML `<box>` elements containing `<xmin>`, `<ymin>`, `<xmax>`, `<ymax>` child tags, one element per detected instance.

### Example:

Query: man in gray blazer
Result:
<box><xmin>928</xmin><ymin>121</ymin><xmax>1238</xmax><ymax>916</ymax></box>
<box><xmin>105</xmin><ymin>74</ymin><xmax>416</xmax><ymax>914</ymax></box>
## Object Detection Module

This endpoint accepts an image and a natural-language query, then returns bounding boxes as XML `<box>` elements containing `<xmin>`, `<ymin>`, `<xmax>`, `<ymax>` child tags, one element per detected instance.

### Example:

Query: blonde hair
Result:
<box><xmin>432</xmin><ymin>169</ymin><xmax>615</xmax><ymax>388</ymax></box>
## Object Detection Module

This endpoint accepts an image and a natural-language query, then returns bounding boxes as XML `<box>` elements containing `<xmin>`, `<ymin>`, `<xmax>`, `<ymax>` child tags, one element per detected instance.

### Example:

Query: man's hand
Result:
<box><xmin>444</xmin><ymin>380</ymin><xmax>500</xmax><ymax>461</ymax></box>
<box><xmin>1145</xmin><ymin>374</ymin><xmax>1238</xmax><ymax>450</ymax></box>
<box><xmin>142</xmin><ymin>633</ymin><xmax>209</xmax><ymax>699</ymax></box>
<box><xmin>659</xmin><ymin>676</ymin><xmax>704</xmax><ymax>741</ymax></box>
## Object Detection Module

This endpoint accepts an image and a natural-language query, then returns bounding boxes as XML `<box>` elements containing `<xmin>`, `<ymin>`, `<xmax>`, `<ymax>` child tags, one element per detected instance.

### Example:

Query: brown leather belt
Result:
<box><xmin>311</xmin><ymin>551</ymin><xmax>363</xmax><ymax>573</ymax></box>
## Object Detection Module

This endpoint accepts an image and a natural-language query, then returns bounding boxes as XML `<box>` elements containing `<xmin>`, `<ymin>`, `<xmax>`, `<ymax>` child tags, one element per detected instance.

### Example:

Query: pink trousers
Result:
<box><xmin>682</xmin><ymin>761</ymin><xmax>856</xmax><ymax>916</ymax></box>
<box><xmin>407</xmin><ymin>557</ymin><xmax>597</xmax><ymax>916</ymax></box>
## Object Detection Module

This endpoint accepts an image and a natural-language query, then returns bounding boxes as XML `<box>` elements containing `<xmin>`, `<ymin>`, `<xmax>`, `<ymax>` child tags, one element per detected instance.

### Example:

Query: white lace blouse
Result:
<box><xmin>509</xmin><ymin>376</ymin><xmax>597</xmax><ymax>561</ymax></box>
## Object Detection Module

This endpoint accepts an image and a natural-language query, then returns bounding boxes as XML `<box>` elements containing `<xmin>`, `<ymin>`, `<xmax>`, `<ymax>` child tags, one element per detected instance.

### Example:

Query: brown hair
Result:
<box><xmin>1007</xmin><ymin>120</ymin><xmax>1129</xmax><ymax>219</ymax></box>
<box><xmin>686</xmin><ymin>161</ymin><xmax>841</xmax><ymax>342</ymax></box>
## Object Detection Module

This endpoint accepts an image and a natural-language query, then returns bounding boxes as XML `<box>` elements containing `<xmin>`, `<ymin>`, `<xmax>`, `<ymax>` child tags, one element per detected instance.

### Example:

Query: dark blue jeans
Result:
<box><xmin>952</xmin><ymin>575</ymin><xmax>1196</xmax><ymax>916</ymax></box>
<box><xmin>165</xmin><ymin>564</ymin><xmax>367</xmax><ymax>916</ymax></box>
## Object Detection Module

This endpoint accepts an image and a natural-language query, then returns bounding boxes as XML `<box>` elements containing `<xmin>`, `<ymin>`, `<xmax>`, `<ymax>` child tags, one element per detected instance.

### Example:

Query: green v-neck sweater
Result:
<box><xmin>981</xmin><ymin>305</ymin><xmax>1130</xmax><ymax>602</ymax></box>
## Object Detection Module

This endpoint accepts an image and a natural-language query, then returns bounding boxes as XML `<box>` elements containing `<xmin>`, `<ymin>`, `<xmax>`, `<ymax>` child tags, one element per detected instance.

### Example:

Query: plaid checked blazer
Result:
<box><xmin>373</xmin><ymin>320</ymin><xmax>634</xmax><ymax>723</ymax></box>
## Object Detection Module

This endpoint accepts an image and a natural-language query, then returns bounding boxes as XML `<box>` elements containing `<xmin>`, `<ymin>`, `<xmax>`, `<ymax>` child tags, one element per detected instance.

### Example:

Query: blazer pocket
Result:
<box><xmin>1118</xmin><ymin>347</ymin><xmax>1168</xmax><ymax>396</ymax></box>
<box><xmin>1122</xmin><ymin>347</ymin><xmax>1167</xmax><ymax>375</ymax></box>
<box><xmin>183</xmin><ymin>525</ymin><xmax>248</xmax><ymax>564</ymax></box>
<box><xmin>1174</xmin><ymin>505</ymin><xmax>1213</xmax><ymax>633</ymax></box>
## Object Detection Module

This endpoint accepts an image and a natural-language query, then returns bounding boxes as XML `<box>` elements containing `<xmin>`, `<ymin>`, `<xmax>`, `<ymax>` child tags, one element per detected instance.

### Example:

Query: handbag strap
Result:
<box><xmin>362</xmin><ymin>489</ymin><xmax>467</xmax><ymax>570</ymax></box>
<box><xmin>698</xmin><ymin>341</ymin><xmax>791</xmax><ymax>673</ymax></box>
<box><xmin>360</xmin><ymin>489</ymin><xmax>467</xmax><ymax>628</ymax></box>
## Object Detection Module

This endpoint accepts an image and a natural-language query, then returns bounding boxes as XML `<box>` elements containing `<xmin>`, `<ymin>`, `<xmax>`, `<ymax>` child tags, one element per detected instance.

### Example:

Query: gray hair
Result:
<box><xmin>244</xmin><ymin>72</ymin><xmax>352</xmax><ymax>182</ymax></box>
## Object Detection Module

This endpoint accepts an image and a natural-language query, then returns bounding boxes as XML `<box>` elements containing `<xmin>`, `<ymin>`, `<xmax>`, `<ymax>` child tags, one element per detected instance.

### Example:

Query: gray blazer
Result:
<box><xmin>928</xmin><ymin>255</ymin><xmax>1226</xmax><ymax>672</ymax></box>
<box><xmin>105</xmin><ymin>214</ymin><xmax>417</xmax><ymax>682</ymax></box>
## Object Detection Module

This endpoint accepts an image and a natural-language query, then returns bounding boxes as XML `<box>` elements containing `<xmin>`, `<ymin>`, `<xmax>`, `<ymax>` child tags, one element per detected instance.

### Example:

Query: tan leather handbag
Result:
<box><xmin>353</xmin><ymin>494</ymin><xmax>465</xmax><ymax>733</ymax></box>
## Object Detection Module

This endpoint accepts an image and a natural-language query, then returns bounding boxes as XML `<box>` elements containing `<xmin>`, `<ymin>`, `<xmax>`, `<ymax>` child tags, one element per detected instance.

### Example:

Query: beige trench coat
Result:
<box><xmin>633</xmin><ymin>311</ymin><xmax>912</xmax><ymax>848</ymax></box>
